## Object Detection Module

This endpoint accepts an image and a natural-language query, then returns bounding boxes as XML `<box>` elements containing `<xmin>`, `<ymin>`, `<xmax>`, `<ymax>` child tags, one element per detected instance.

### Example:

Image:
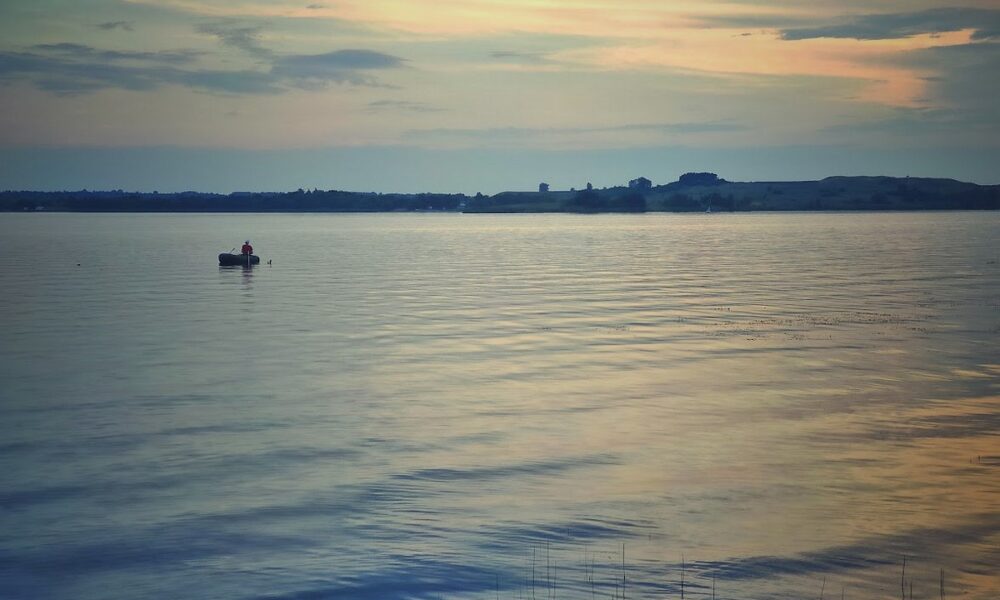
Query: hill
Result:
<box><xmin>2</xmin><ymin>174</ymin><xmax>997</xmax><ymax>213</ymax></box>
<box><xmin>464</xmin><ymin>175</ymin><xmax>999</xmax><ymax>212</ymax></box>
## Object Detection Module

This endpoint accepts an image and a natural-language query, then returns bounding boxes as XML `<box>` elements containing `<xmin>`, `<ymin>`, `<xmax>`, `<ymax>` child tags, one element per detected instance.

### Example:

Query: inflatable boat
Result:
<box><xmin>219</xmin><ymin>253</ymin><xmax>260</xmax><ymax>266</ymax></box>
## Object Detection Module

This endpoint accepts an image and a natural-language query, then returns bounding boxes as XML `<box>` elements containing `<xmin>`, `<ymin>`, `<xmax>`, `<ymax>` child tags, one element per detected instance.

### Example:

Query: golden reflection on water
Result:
<box><xmin>352</xmin><ymin>213</ymin><xmax>998</xmax><ymax>598</ymax></box>
<box><xmin>1</xmin><ymin>212</ymin><xmax>997</xmax><ymax>599</ymax></box>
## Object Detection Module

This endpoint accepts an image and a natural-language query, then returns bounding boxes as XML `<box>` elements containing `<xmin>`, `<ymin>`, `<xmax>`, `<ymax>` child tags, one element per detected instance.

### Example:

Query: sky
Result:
<box><xmin>0</xmin><ymin>0</ymin><xmax>997</xmax><ymax>193</ymax></box>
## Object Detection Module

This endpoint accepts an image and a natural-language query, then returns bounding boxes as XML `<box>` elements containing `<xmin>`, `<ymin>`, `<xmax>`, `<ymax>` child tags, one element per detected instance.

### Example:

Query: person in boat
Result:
<box><xmin>241</xmin><ymin>240</ymin><xmax>253</xmax><ymax>256</ymax></box>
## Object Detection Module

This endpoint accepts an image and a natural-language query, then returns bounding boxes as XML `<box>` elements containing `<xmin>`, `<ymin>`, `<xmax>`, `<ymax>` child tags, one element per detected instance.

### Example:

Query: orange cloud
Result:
<box><xmin>555</xmin><ymin>29</ymin><xmax>977</xmax><ymax>107</ymax></box>
<box><xmin>128</xmin><ymin>0</ymin><xmax>820</xmax><ymax>37</ymax></box>
<box><xmin>126</xmin><ymin>1</ymin><xmax>980</xmax><ymax>108</ymax></box>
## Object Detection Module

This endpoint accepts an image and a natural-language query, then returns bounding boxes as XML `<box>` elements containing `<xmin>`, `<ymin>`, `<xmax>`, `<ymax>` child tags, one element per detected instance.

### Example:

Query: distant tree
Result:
<box><xmin>629</xmin><ymin>177</ymin><xmax>652</xmax><ymax>191</ymax></box>
<box><xmin>705</xmin><ymin>192</ymin><xmax>735</xmax><ymax>211</ymax></box>
<box><xmin>677</xmin><ymin>172</ymin><xmax>723</xmax><ymax>186</ymax></box>
<box><xmin>539</xmin><ymin>182</ymin><xmax>550</xmax><ymax>193</ymax></box>
<box><xmin>565</xmin><ymin>189</ymin><xmax>603</xmax><ymax>212</ymax></box>
<box><xmin>616</xmin><ymin>191</ymin><xmax>647</xmax><ymax>212</ymax></box>
<box><xmin>664</xmin><ymin>193</ymin><xmax>701</xmax><ymax>211</ymax></box>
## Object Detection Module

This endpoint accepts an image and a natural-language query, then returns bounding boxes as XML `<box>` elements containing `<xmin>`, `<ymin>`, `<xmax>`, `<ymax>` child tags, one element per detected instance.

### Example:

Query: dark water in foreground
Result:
<box><xmin>1</xmin><ymin>212</ymin><xmax>997</xmax><ymax>600</ymax></box>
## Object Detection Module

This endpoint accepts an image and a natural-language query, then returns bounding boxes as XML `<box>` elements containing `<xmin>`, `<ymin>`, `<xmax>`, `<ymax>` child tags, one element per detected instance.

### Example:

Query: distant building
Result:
<box><xmin>629</xmin><ymin>177</ymin><xmax>652</xmax><ymax>191</ymax></box>
<box><xmin>539</xmin><ymin>182</ymin><xmax>550</xmax><ymax>193</ymax></box>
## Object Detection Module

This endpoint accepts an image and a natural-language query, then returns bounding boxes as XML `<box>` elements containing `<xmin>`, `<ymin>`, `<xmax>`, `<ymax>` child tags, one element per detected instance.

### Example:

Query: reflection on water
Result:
<box><xmin>223</xmin><ymin>263</ymin><xmax>256</xmax><ymax>290</ymax></box>
<box><xmin>0</xmin><ymin>212</ymin><xmax>997</xmax><ymax>600</ymax></box>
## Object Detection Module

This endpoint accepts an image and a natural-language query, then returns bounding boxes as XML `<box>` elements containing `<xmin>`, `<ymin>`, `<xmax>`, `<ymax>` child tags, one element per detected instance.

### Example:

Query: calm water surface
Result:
<box><xmin>1</xmin><ymin>212</ymin><xmax>997</xmax><ymax>600</ymax></box>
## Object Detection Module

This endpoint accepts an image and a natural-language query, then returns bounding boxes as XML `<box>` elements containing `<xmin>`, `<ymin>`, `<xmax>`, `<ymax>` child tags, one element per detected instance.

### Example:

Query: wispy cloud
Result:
<box><xmin>781</xmin><ymin>8</ymin><xmax>1000</xmax><ymax>41</ymax></box>
<box><xmin>693</xmin><ymin>13</ymin><xmax>818</xmax><ymax>30</ymax></box>
<box><xmin>96</xmin><ymin>21</ymin><xmax>135</xmax><ymax>32</ymax></box>
<box><xmin>489</xmin><ymin>50</ymin><xmax>550</xmax><ymax>64</ymax></box>
<box><xmin>0</xmin><ymin>43</ymin><xmax>406</xmax><ymax>95</ymax></box>
<box><xmin>821</xmin><ymin>107</ymin><xmax>975</xmax><ymax>137</ymax></box>
<box><xmin>404</xmin><ymin>121</ymin><xmax>747</xmax><ymax>148</ymax></box>
<box><xmin>367</xmin><ymin>100</ymin><xmax>444</xmax><ymax>113</ymax></box>
<box><xmin>897</xmin><ymin>41</ymin><xmax>1000</xmax><ymax>123</ymax></box>
<box><xmin>408</xmin><ymin>121</ymin><xmax>745</xmax><ymax>138</ymax></box>
<box><xmin>30</xmin><ymin>43</ymin><xmax>200</xmax><ymax>65</ymax></box>
<box><xmin>0</xmin><ymin>49</ymin><xmax>279</xmax><ymax>95</ymax></box>
<box><xmin>276</xmin><ymin>49</ymin><xmax>403</xmax><ymax>73</ymax></box>
<box><xmin>118</xmin><ymin>0</ymin><xmax>744</xmax><ymax>37</ymax></box>
<box><xmin>272</xmin><ymin>50</ymin><xmax>405</xmax><ymax>87</ymax></box>
<box><xmin>196</xmin><ymin>22</ymin><xmax>272</xmax><ymax>57</ymax></box>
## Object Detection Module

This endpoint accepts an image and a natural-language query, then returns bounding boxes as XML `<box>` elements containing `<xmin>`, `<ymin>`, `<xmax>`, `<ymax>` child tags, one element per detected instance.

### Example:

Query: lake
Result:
<box><xmin>1</xmin><ymin>212</ymin><xmax>997</xmax><ymax>600</ymax></box>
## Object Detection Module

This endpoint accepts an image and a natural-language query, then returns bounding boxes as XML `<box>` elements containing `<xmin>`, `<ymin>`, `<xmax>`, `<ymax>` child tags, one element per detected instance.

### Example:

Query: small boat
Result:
<box><xmin>219</xmin><ymin>253</ymin><xmax>260</xmax><ymax>266</ymax></box>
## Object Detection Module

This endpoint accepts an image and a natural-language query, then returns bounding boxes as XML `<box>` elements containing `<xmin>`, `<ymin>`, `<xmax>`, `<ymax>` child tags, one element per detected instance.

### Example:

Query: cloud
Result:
<box><xmin>404</xmin><ymin>121</ymin><xmax>747</xmax><ymax>148</ymax></box>
<box><xmin>490</xmin><ymin>51</ymin><xmax>550</xmax><ymax>64</ymax></box>
<box><xmin>30</xmin><ymin>43</ymin><xmax>200</xmax><ymax>65</ymax></box>
<box><xmin>276</xmin><ymin>49</ymin><xmax>404</xmax><ymax>72</ymax></box>
<box><xmin>898</xmin><ymin>41</ymin><xmax>1000</xmax><ymax>121</ymax></box>
<box><xmin>821</xmin><ymin>107</ymin><xmax>976</xmax><ymax>137</ymax></box>
<box><xmin>175</xmin><ymin>68</ymin><xmax>284</xmax><ymax>94</ymax></box>
<box><xmin>272</xmin><ymin>50</ymin><xmax>405</xmax><ymax>86</ymax></box>
<box><xmin>694</xmin><ymin>14</ymin><xmax>818</xmax><ymax>30</ymax></box>
<box><xmin>305</xmin><ymin>3</ymin><xmax>325</xmax><ymax>8</ymax></box>
<box><xmin>411</xmin><ymin>122</ymin><xmax>744</xmax><ymax>138</ymax></box>
<box><xmin>0</xmin><ymin>51</ymin><xmax>166</xmax><ymax>94</ymax></box>
<box><xmin>96</xmin><ymin>21</ymin><xmax>135</xmax><ymax>32</ymax></box>
<box><xmin>196</xmin><ymin>22</ymin><xmax>272</xmax><ymax>57</ymax></box>
<box><xmin>367</xmin><ymin>100</ymin><xmax>444</xmax><ymax>113</ymax></box>
<box><xmin>0</xmin><ymin>44</ymin><xmax>405</xmax><ymax>96</ymax></box>
<box><xmin>781</xmin><ymin>8</ymin><xmax>1000</xmax><ymax>41</ymax></box>
<box><xmin>0</xmin><ymin>48</ymin><xmax>281</xmax><ymax>95</ymax></box>
<box><xmin>971</xmin><ymin>27</ymin><xmax>1000</xmax><ymax>42</ymax></box>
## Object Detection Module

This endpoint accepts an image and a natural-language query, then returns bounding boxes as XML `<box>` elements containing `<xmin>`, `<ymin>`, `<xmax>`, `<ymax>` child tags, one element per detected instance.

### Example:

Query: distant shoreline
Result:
<box><xmin>3</xmin><ymin>174</ymin><xmax>998</xmax><ymax>213</ymax></box>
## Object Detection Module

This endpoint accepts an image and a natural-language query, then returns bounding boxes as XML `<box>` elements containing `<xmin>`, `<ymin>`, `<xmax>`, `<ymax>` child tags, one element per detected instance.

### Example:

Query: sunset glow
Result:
<box><xmin>1</xmin><ymin>0</ymin><xmax>997</xmax><ymax>190</ymax></box>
